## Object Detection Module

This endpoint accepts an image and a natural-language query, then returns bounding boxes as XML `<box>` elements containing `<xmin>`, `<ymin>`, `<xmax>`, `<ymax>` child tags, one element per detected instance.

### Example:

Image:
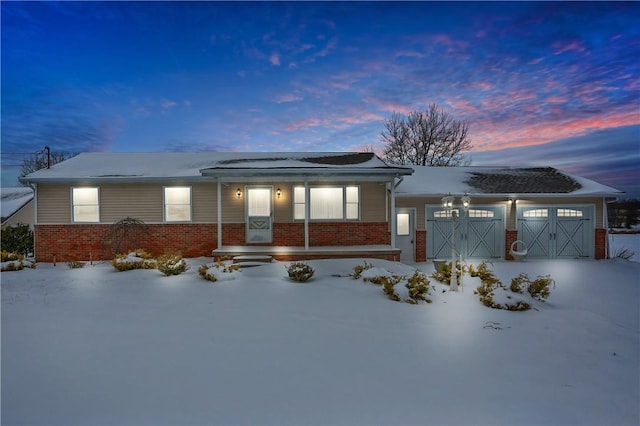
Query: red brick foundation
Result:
<box><xmin>35</xmin><ymin>222</ymin><xmax>391</xmax><ymax>262</ymax></box>
<box><xmin>35</xmin><ymin>224</ymin><xmax>217</xmax><ymax>262</ymax></box>
<box><xmin>505</xmin><ymin>229</ymin><xmax>518</xmax><ymax>261</ymax></box>
<box><xmin>595</xmin><ymin>228</ymin><xmax>607</xmax><ymax>260</ymax></box>
<box><xmin>416</xmin><ymin>230</ymin><xmax>426</xmax><ymax>262</ymax></box>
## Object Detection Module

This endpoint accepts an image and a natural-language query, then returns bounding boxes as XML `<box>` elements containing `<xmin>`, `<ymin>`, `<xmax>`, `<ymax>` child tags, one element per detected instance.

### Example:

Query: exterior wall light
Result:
<box><xmin>236</xmin><ymin>188</ymin><xmax>242</xmax><ymax>198</ymax></box>
<box><xmin>276</xmin><ymin>188</ymin><xmax>282</xmax><ymax>198</ymax></box>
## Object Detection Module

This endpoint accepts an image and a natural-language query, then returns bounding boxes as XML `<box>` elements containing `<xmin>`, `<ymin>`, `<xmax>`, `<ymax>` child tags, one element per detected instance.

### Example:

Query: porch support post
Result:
<box><xmin>304</xmin><ymin>180</ymin><xmax>310</xmax><ymax>250</ymax></box>
<box><xmin>390</xmin><ymin>177</ymin><xmax>396</xmax><ymax>249</ymax></box>
<box><xmin>217</xmin><ymin>179</ymin><xmax>222</xmax><ymax>249</ymax></box>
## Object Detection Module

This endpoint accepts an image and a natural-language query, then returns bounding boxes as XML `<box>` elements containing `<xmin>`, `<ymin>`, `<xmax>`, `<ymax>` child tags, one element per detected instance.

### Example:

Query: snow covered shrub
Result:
<box><xmin>0</xmin><ymin>223</ymin><xmax>33</xmax><ymax>257</ymax></box>
<box><xmin>612</xmin><ymin>247</ymin><xmax>635</xmax><ymax>260</ymax></box>
<box><xmin>66</xmin><ymin>260</ymin><xmax>86</xmax><ymax>269</ymax></box>
<box><xmin>527</xmin><ymin>275</ymin><xmax>554</xmax><ymax>301</ymax></box>
<box><xmin>112</xmin><ymin>249</ymin><xmax>157</xmax><ymax>271</ymax></box>
<box><xmin>198</xmin><ymin>264</ymin><xmax>217</xmax><ymax>282</ymax></box>
<box><xmin>473</xmin><ymin>263</ymin><xmax>532</xmax><ymax>311</ymax></box>
<box><xmin>199</xmin><ymin>260</ymin><xmax>240</xmax><ymax>282</ymax></box>
<box><xmin>431</xmin><ymin>260</ymin><xmax>465</xmax><ymax>285</ymax></box>
<box><xmin>405</xmin><ymin>270</ymin><xmax>431</xmax><ymax>304</ymax></box>
<box><xmin>286</xmin><ymin>262</ymin><xmax>314</xmax><ymax>282</ymax></box>
<box><xmin>381</xmin><ymin>270</ymin><xmax>432</xmax><ymax>304</ymax></box>
<box><xmin>351</xmin><ymin>260</ymin><xmax>374</xmax><ymax>279</ymax></box>
<box><xmin>157</xmin><ymin>253</ymin><xmax>189</xmax><ymax>276</ymax></box>
<box><xmin>1</xmin><ymin>251</ymin><xmax>35</xmax><ymax>271</ymax></box>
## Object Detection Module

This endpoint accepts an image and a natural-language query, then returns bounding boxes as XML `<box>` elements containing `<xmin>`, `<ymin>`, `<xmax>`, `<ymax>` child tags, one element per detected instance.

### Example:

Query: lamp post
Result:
<box><xmin>442</xmin><ymin>194</ymin><xmax>471</xmax><ymax>291</ymax></box>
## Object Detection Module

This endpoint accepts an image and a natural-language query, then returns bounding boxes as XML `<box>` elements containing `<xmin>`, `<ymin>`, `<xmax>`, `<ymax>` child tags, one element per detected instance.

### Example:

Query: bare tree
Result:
<box><xmin>20</xmin><ymin>148</ymin><xmax>75</xmax><ymax>184</ymax></box>
<box><xmin>380</xmin><ymin>104</ymin><xmax>472</xmax><ymax>166</ymax></box>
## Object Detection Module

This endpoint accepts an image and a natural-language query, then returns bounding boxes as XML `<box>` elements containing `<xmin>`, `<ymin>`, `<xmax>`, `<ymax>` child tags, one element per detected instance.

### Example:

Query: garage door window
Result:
<box><xmin>557</xmin><ymin>208</ymin><xmax>583</xmax><ymax>217</ymax></box>
<box><xmin>523</xmin><ymin>209</ymin><xmax>548</xmax><ymax>218</ymax></box>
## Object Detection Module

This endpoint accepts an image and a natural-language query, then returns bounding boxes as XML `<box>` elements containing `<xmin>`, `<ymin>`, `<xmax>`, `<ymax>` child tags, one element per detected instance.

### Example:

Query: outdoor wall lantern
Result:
<box><xmin>276</xmin><ymin>188</ymin><xmax>282</xmax><ymax>198</ymax></box>
<box><xmin>236</xmin><ymin>188</ymin><xmax>242</xmax><ymax>198</ymax></box>
<box><xmin>441</xmin><ymin>194</ymin><xmax>471</xmax><ymax>292</ymax></box>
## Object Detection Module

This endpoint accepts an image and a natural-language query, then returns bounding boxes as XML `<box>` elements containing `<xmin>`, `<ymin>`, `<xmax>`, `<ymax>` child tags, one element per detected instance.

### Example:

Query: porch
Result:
<box><xmin>212</xmin><ymin>245</ymin><xmax>401</xmax><ymax>261</ymax></box>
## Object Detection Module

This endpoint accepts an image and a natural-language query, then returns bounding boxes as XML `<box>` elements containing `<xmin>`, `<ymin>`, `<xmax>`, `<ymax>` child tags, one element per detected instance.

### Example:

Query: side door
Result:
<box><xmin>395</xmin><ymin>208</ymin><xmax>415</xmax><ymax>263</ymax></box>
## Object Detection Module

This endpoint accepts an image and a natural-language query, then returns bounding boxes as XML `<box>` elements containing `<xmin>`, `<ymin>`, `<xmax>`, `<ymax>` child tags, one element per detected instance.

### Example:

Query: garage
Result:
<box><xmin>517</xmin><ymin>205</ymin><xmax>595</xmax><ymax>258</ymax></box>
<box><xmin>426</xmin><ymin>205</ymin><xmax>504</xmax><ymax>259</ymax></box>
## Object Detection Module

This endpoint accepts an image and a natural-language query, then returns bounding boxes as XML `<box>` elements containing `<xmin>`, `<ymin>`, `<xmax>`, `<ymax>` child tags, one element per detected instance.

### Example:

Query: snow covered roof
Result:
<box><xmin>1</xmin><ymin>187</ymin><xmax>34</xmax><ymax>223</ymax></box>
<box><xmin>20</xmin><ymin>152</ymin><xmax>413</xmax><ymax>183</ymax></box>
<box><xmin>396</xmin><ymin>166</ymin><xmax>624</xmax><ymax>197</ymax></box>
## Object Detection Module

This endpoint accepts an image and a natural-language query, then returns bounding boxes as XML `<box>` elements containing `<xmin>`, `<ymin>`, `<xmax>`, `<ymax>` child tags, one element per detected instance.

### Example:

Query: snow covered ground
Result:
<box><xmin>610</xmin><ymin>232</ymin><xmax>640</xmax><ymax>262</ymax></box>
<box><xmin>2</xmin><ymin>254</ymin><xmax>639</xmax><ymax>425</ymax></box>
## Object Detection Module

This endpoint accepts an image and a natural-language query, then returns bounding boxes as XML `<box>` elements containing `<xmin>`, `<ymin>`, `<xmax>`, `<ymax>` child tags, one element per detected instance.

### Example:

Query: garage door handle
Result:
<box><xmin>411</xmin><ymin>240</ymin><xmax>414</xmax><ymax>244</ymax></box>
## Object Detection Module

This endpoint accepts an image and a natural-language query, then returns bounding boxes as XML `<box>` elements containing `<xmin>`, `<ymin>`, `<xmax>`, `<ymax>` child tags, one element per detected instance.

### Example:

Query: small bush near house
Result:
<box><xmin>199</xmin><ymin>260</ymin><xmax>241</xmax><ymax>282</ymax></box>
<box><xmin>1</xmin><ymin>250</ymin><xmax>36</xmax><ymax>272</ymax></box>
<box><xmin>286</xmin><ymin>262</ymin><xmax>314</xmax><ymax>282</ymax></box>
<box><xmin>472</xmin><ymin>262</ymin><xmax>538</xmax><ymax>311</ymax></box>
<box><xmin>66</xmin><ymin>260</ymin><xmax>86</xmax><ymax>269</ymax></box>
<box><xmin>351</xmin><ymin>260</ymin><xmax>374</xmax><ymax>279</ymax></box>
<box><xmin>112</xmin><ymin>249</ymin><xmax>158</xmax><ymax>271</ymax></box>
<box><xmin>405</xmin><ymin>270</ymin><xmax>432</xmax><ymax>304</ymax></box>
<box><xmin>0</xmin><ymin>223</ymin><xmax>33</xmax><ymax>257</ymax></box>
<box><xmin>157</xmin><ymin>253</ymin><xmax>189</xmax><ymax>276</ymax></box>
<box><xmin>431</xmin><ymin>260</ymin><xmax>465</xmax><ymax>285</ymax></box>
<box><xmin>527</xmin><ymin>275</ymin><xmax>555</xmax><ymax>301</ymax></box>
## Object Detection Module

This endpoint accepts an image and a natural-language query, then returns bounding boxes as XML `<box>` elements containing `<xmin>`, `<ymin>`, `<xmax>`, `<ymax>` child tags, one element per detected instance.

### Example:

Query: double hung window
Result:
<box><xmin>72</xmin><ymin>187</ymin><xmax>100</xmax><ymax>222</ymax></box>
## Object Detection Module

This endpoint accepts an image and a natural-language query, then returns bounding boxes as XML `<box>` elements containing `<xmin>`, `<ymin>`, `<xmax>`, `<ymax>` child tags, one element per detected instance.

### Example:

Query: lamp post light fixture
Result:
<box><xmin>441</xmin><ymin>194</ymin><xmax>471</xmax><ymax>292</ymax></box>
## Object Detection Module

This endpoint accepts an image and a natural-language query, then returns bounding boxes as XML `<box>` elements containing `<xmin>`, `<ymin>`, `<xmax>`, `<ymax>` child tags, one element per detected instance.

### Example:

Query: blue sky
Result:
<box><xmin>2</xmin><ymin>1</ymin><xmax>639</xmax><ymax>197</ymax></box>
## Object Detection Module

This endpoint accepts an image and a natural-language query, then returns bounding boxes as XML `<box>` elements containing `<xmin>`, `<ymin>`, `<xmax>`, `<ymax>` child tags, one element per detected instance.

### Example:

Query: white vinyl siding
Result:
<box><xmin>164</xmin><ymin>186</ymin><xmax>192</xmax><ymax>222</ymax></box>
<box><xmin>72</xmin><ymin>187</ymin><xmax>99</xmax><ymax>223</ymax></box>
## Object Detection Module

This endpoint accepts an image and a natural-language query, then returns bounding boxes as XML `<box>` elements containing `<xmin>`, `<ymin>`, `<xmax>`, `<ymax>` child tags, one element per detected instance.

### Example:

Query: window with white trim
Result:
<box><xmin>523</xmin><ymin>208</ymin><xmax>548</xmax><ymax>218</ymax></box>
<box><xmin>164</xmin><ymin>186</ymin><xmax>192</xmax><ymax>222</ymax></box>
<box><xmin>468</xmin><ymin>209</ymin><xmax>495</xmax><ymax>218</ymax></box>
<box><xmin>557</xmin><ymin>208</ymin><xmax>583</xmax><ymax>217</ymax></box>
<box><xmin>72</xmin><ymin>187</ymin><xmax>100</xmax><ymax>223</ymax></box>
<box><xmin>293</xmin><ymin>186</ymin><xmax>359</xmax><ymax>220</ymax></box>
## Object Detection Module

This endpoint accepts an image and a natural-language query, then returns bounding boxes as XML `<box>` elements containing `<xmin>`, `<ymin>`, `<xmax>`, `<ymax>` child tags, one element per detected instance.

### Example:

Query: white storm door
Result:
<box><xmin>396</xmin><ymin>209</ymin><xmax>415</xmax><ymax>263</ymax></box>
<box><xmin>246</xmin><ymin>187</ymin><xmax>272</xmax><ymax>243</ymax></box>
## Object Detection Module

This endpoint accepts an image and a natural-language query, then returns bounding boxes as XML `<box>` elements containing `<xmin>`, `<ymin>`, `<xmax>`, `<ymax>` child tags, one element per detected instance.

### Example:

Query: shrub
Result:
<box><xmin>612</xmin><ymin>247</ymin><xmax>635</xmax><ymax>260</ymax></box>
<box><xmin>112</xmin><ymin>249</ymin><xmax>158</xmax><ymax>271</ymax></box>
<box><xmin>198</xmin><ymin>264</ymin><xmax>217</xmax><ymax>282</ymax></box>
<box><xmin>351</xmin><ymin>260</ymin><xmax>374</xmax><ymax>279</ymax></box>
<box><xmin>1</xmin><ymin>250</ymin><xmax>35</xmax><ymax>271</ymax></box>
<box><xmin>509</xmin><ymin>273</ymin><xmax>529</xmax><ymax>294</ymax></box>
<box><xmin>199</xmin><ymin>260</ymin><xmax>240</xmax><ymax>282</ymax></box>
<box><xmin>431</xmin><ymin>260</ymin><xmax>465</xmax><ymax>285</ymax></box>
<box><xmin>527</xmin><ymin>275</ymin><xmax>554</xmax><ymax>301</ymax></box>
<box><xmin>157</xmin><ymin>253</ymin><xmax>189</xmax><ymax>276</ymax></box>
<box><xmin>66</xmin><ymin>260</ymin><xmax>86</xmax><ymax>269</ymax></box>
<box><xmin>405</xmin><ymin>270</ymin><xmax>431</xmax><ymax>304</ymax></box>
<box><xmin>286</xmin><ymin>262</ymin><xmax>315</xmax><ymax>282</ymax></box>
<box><xmin>472</xmin><ymin>262</ymin><xmax>536</xmax><ymax>311</ymax></box>
<box><xmin>0</xmin><ymin>223</ymin><xmax>33</xmax><ymax>256</ymax></box>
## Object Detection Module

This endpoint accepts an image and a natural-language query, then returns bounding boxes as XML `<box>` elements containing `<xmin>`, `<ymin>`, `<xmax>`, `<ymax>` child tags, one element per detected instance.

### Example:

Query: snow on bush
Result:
<box><xmin>1</xmin><ymin>250</ymin><xmax>35</xmax><ymax>272</ymax></box>
<box><xmin>112</xmin><ymin>249</ymin><xmax>158</xmax><ymax>271</ymax></box>
<box><xmin>471</xmin><ymin>261</ymin><xmax>553</xmax><ymax>311</ymax></box>
<box><xmin>431</xmin><ymin>260</ymin><xmax>465</xmax><ymax>285</ymax></box>
<box><xmin>198</xmin><ymin>260</ymin><xmax>241</xmax><ymax>282</ymax></box>
<box><xmin>355</xmin><ymin>262</ymin><xmax>432</xmax><ymax>304</ymax></box>
<box><xmin>157</xmin><ymin>253</ymin><xmax>189</xmax><ymax>276</ymax></box>
<box><xmin>286</xmin><ymin>261</ymin><xmax>314</xmax><ymax>282</ymax></box>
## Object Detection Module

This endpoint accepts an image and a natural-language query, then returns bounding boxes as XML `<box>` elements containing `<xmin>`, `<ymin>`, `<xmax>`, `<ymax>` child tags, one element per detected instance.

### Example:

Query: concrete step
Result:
<box><xmin>232</xmin><ymin>255</ymin><xmax>274</xmax><ymax>264</ymax></box>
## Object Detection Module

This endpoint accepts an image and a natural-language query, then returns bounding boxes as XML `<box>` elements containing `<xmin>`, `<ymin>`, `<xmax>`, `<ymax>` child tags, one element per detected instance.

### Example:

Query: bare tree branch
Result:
<box><xmin>380</xmin><ymin>104</ymin><xmax>472</xmax><ymax>167</ymax></box>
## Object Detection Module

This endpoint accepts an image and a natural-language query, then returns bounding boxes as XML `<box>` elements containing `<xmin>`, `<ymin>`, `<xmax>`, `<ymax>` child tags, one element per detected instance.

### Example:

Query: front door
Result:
<box><xmin>246</xmin><ymin>187</ymin><xmax>272</xmax><ymax>243</ymax></box>
<box><xmin>396</xmin><ymin>208</ymin><xmax>415</xmax><ymax>263</ymax></box>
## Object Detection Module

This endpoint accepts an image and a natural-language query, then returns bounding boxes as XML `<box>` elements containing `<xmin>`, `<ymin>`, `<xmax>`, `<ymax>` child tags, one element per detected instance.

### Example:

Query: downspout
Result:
<box><xmin>304</xmin><ymin>181</ymin><xmax>309</xmax><ymax>250</ymax></box>
<box><xmin>217</xmin><ymin>179</ymin><xmax>222</xmax><ymax>250</ymax></box>
<box><xmin>31</xmin><ymin>183</ymin><xmax>37</xmax><ymax>260</ymax></box>
<box><xmin>390</xmin><ymin>176</ymin><xmax>396</xmax><ymax>249</ymax></box>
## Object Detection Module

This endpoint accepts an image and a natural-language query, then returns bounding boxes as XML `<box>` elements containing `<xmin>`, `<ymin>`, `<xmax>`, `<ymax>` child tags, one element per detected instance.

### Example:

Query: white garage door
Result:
<box><xmin>517</xmin><ymin>206</ymin><xmax>594</xmax><ymax>259</ymax></box>
<box><xmin>426</xmin><ymin>206</ymin><xmax>504</xmax><ymax>259</ymax></box>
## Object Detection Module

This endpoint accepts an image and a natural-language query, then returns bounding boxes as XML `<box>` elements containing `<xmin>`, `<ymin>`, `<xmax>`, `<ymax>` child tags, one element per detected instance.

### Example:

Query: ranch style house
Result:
<box><xmin>20</xmin><ymin>152</ymin><xmax>623</xmax><ymax>263</ymax></box>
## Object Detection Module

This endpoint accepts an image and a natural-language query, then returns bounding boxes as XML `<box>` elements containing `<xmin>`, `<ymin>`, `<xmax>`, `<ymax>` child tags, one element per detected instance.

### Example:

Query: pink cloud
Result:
<box><xmin>275</xmin><ymin>93</ymin><xmax>303</xmax><ymax>103</ymax></box>
<box><xmin>269</xmin><ymin>53</ymin><xmax>281</xmax><ymax>66</ymax></box>
<box><xmin>553</xmin><ymin>40</ymin><xmax>588</xmax><ymax>55</ymax></box>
